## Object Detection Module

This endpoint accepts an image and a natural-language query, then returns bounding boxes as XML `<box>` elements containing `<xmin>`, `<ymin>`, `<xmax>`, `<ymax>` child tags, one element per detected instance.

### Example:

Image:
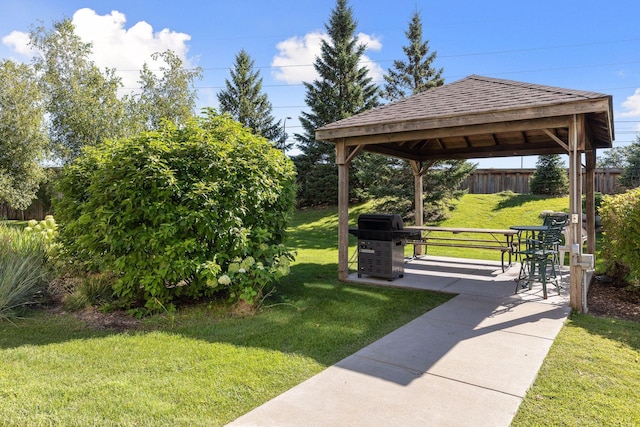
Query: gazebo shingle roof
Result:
<box><xmin>320</xmin><ymin>75</ymin><xmax>609</xmax><ymax>131</ymax></box>
<box><xmin>316</xmin><ymin>75</ymin><xmax>613</xmax><ymax>161</ymax></box>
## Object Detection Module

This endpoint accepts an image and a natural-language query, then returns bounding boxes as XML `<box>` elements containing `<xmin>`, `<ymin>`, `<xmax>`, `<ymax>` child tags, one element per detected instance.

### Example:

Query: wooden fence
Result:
<box><xmin>0</xmin><ymin>199</ymin><xmax>52</xmax><ymax>221</ymax></box>
<box><xmin>461</xmin><ymin>168</ymin><xmax>623</xmax><ymax>195</ymax></box>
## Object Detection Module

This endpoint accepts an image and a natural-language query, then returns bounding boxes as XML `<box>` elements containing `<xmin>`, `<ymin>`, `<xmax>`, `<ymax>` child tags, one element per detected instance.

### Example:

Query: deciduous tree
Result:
<box><xmin>619</xmin><ymin>137</ymin><xmax>640</xmax><ymax>189</ymax></box>
<box><xmin>30</xmin><ymin>19</ymin><xmax>126</xmax><ymax>163</ymax></box>
<box><xmin>134</xmin><ymin>50</ymin><xmax>202</xmax><ymax>131</ymax></box>
<box><xmin>597</xmin><ymin>145</ymin><xmax>632</xmax><ymax>169</ymax></box>
<box><xmin>0</xmin><ymin>59</ymin><xmax>48</xmax><ymax>209</ymax></box>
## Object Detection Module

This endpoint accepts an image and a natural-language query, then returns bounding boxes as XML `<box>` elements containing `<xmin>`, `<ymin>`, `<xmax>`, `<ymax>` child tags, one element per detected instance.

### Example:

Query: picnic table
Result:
<box><xmin>404</xmin><ymin>226</ymin><xmax>518</xmax><ymax>272</ymax></box>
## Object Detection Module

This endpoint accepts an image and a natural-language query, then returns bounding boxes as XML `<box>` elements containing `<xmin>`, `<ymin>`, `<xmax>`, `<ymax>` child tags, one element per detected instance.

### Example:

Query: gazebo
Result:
<box><xmin>315</xmin><ymin>75</ymin><xmax>614</xmax><ymax>313</ymax></box>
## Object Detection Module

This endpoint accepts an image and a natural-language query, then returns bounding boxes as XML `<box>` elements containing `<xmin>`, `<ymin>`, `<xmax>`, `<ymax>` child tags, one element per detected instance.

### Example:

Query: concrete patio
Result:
<box><xmin>228</xmin><ymin>256</ymin><xmax>570</xmax><ymax>427</ymax></box>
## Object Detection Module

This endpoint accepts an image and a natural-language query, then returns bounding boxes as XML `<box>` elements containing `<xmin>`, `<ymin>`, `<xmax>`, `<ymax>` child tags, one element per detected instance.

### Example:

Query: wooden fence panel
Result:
<box><xmin>461</xmin><ymin>168</ymin><xmax>622</xmax><ymax>195</ymax></box>
<box><xmin>0</xmin><ymin>200</ymin><xmax>51</xmax><ymax>221</ymax></box>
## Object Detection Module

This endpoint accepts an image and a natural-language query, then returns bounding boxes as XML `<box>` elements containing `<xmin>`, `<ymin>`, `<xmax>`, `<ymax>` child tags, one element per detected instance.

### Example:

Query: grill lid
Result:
<box><xmin>357</xmin><ymin>214</ymin><xmax>404</xmax><ymax>231</ymax></box>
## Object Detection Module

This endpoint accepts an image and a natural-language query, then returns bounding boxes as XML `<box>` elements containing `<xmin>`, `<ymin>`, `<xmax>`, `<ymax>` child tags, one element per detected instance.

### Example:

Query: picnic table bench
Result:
<box><xmin>404</xmin><ymin>226</ymin><xmax>518</xmax><ymax>272</ymax></box>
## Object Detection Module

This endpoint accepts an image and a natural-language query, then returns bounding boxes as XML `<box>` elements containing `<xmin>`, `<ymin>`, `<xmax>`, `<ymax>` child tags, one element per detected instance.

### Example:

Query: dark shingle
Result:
<box><xmin>318</xmin><ymin>75</ymin><xmax>609</xmax><ymax>131</ymax></box>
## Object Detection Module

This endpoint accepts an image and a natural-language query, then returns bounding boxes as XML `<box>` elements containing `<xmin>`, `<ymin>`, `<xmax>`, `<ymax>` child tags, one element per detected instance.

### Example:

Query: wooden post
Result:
<box><xmin>585</xmin><ymin>148</ymin><xmax>597</xmax><ymax>255</ymax></box>
<box><xmin>410</xmin><ymin>160</ymin><xmax>424</xmax><ymax>255</ymax></box>
<box><xmin>569</xmin><ymin>115</ymin><xmax>584</xmax><ymax>312</ymax></box>
<box><xmin>336</xmin><ymin>141</ymin><xmax>350</xmax><ymax>281</ymax></box>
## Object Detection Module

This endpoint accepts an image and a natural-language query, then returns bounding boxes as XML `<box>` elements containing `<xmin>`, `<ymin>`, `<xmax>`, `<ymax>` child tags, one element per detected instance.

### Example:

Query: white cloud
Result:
<box><xmin>1</xmin><ymin>8</ymin><xmax>194</xmax><ymax>92</ymax></box>
<box><xmin>357</xmin><ymin>32</ymin><xmax>382</xmax><ymax>51</ymax></box>
<box><xmin>2</xmin><ymin>30</ymin><xmax>33</xmax><ymax>56</ymax></box>
<box><xmin>271</xmin><ymin>32</ymin><xmax>325</xmax><ymax>84</ymax></box>
<box><xmin>621</xmin><ymin>88</ymin><xmax>640</xmax><ymax>117</ymax></box>
<box><xmin>71</xmin><ymin>8</ymin><xmax>193</xmax><ymax>90</ymax></box>
<box><xmin>271</xmin><ymin>31</ymin><xmax>384</xmax><ymax>85</ymax></box>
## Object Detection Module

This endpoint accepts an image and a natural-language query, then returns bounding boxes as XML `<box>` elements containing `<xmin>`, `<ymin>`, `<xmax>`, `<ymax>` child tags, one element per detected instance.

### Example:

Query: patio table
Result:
<box><xmin>404</xmin><ymin>226</ymin><xmax>518</xmax><ymax>272</ymax></box>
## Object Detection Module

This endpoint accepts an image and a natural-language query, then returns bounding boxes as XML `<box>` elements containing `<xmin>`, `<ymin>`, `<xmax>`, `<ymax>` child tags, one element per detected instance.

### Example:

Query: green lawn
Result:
<box><xmin>513</xmin><ymin>314</ymin><xmax>640</xmax><ymax>426</ymax></box>
<box><xmin>0</xmin><ymin>193</ymin><xmax>636</xmax><ymax>426</ymax></box>
<box><xmin>0</xmin><ymin>204</ymin><xmax>451</xmax><ymax>426</ymax></box>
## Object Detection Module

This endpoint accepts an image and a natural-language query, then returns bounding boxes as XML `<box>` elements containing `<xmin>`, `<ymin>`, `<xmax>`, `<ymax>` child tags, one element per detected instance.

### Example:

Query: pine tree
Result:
<box><xmin>218</xmin><ymin>49</ymin><xmax>281</xmax><ymax>144</ymax></box>
<box><xmin>529</xmin><ymin>154</ymin><xmax>569</xmax><ymax>195</ymax></box>
<box><xmin>294</xmin><ymin>0</ymin><xmax>380</xmax><ymax>205</ymax></box>
<box><xmin>383</xmin><ymin>9</ymin><xmax>444</xmax><ymax>101</ymax></box>
<box><xmin>360</xmin><ymin>9</ymin><xmax>472</xmax><ymax>222</ymax></box>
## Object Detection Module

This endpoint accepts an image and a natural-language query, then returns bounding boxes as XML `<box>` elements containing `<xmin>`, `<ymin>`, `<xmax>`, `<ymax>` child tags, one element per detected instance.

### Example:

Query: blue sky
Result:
<box><xmin>1</xmin><ymin>0</ymin><xmax>639</xmax><ymax>168</ymax></box>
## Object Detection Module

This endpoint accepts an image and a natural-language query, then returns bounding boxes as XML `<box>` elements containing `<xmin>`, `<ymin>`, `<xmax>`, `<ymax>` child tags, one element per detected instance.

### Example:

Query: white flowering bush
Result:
<box><xmin>215</xmin><ymin>254</ymin><xmax>291</xmax><ymax>303</ymax></box>
<box><xmin>24</xmin><ymin>215</ymin><xmax>57</xmax><ymax>242</ymax></box>
<box><xmin>55</xmin><ymin>111</ymin><xmax>296</xmax><ymax>313</ymax></box>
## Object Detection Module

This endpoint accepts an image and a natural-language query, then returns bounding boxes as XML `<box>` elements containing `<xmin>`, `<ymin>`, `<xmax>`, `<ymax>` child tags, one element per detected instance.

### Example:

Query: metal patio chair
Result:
<box><xmin>515</xmin><ymin>223</ymin><xmax>562</xmax><ymax>299</ymax></box>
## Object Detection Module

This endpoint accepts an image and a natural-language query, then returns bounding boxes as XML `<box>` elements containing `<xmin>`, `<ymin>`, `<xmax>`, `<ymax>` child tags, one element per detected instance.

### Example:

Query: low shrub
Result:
<box><xmin>60</xmin><ymin>272</ymin><xmax>116</xmax><ymax>312</ymax></box>
<box><xmin>600</xmin><ymin>188</ymin><xmax>640</xmax><ymax>285</ymax></box>
<box><xmin>55</xmin><ymin>111</ymin><xmax>297</xmax><ymax>314</ymax></box>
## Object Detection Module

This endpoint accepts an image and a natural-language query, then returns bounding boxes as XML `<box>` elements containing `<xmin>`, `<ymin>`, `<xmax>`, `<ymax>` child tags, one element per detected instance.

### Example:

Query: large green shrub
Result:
<box><xmin>600</xmin><ymin>188</ymin><xmax>640</xmax><ymax>285</ymax></box>
<box><xmin>55</xmin><ymin>111</ymin><xmax>296</xmax><ymax>312</ymax></box>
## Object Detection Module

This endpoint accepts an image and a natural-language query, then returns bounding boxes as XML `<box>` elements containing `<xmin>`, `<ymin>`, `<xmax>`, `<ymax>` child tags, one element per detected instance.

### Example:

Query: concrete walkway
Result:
<box><xmin>228</xmin><ymin>256</ymin><xmax>570</xmax><ymax>427</ymax></box>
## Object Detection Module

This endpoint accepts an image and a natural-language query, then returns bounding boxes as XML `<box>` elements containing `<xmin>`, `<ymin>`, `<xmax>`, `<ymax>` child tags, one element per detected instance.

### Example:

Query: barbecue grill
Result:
<box><xmin>349</xmin><ymin>214</ymin><xmax>421</xmax><ymax>279</ymax></box>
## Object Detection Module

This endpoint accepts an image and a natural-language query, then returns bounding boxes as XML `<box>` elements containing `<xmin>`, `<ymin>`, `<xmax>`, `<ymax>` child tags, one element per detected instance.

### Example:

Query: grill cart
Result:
<box><xmin>348</xmin><ymin>214</ymin><xmax>421</xmax><ymax>279</ymax></box>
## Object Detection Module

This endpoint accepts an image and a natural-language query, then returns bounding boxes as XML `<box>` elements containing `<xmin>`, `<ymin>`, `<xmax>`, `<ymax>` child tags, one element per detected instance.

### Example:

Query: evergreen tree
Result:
<box><xmin>619</xmin><ymin>137</ymin><xmax>640</xmax><ymax>188</ymax></box>
<box><xmin>218</xmin><ymin>49</ymin><xmax>281</xmax><ymax>144</ymax></box>
<box><xmin>529</xmin><ymin>154</ymin><xmax>569</xmax><ymax>195</ymax></box>
<box><xmin>358</xmin><ymin>9</ymin><xmax>472</xmax><ymax>222</ymax></box>
<box><xmin>294</xmin><ymin>0</ymin><xmax>380</xmax><ymax>205</ymax></box>
<box><xmin>383</xmin><ymin>9</ymin><xmax>444</xmax><ymax>101</ymax></box>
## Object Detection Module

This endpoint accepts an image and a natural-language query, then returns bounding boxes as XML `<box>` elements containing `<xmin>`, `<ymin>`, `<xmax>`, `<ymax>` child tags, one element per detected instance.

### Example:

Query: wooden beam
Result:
<box><xmin>415</xmin><ymin>140</ymin><xmax>430</xmax><ymax>152</ymax></box>
<box><xmin>576</xmin><ymin>114</ymin><xmax>586</xmax><ymax>151</ymax></box>
<box><xmin>542</xmin><ymin>128</ymin><xmax>570</xmax><ymax>152</ymax></box>
<box><xmin>315</xmin><ymin>98</ymin><xmax>610</xmax><ymax>141</ymax></box>
<box><xmin>339</xmin><ymin>116</ymin><xmax>572</xmax><ymax>147</ymax></box>
<box><xmin>410</xmin><ymin>160</ymin><xmax>425</xmax><ymax>255</ymax></box>
<box><xmin>585</xmin><ymin>148</ymin><xmax>597</xmax><ymax>254</ymax></box>
<box><xmin>364</xmin><ymin>145</ymin><xmax>424</xmax><ymax>161</ymax></box>
<box><xmin>336</xmin><ymin>142</ymin><xmax>350</xmax><ymax>281</ymax></box>
<box><xmin>363</xmin><ymin>140</ymin><xmax>568</xmax><ymax>162</ymax></box>
<box><xmin>569</xmin><ymin>115</ymin><xmax>584</xmax><ymax>313</ymax></box>
<box><xmin>345</xmin><ymin>145</ymin><xmax>363</xmax><ymax>164</ymax></box>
